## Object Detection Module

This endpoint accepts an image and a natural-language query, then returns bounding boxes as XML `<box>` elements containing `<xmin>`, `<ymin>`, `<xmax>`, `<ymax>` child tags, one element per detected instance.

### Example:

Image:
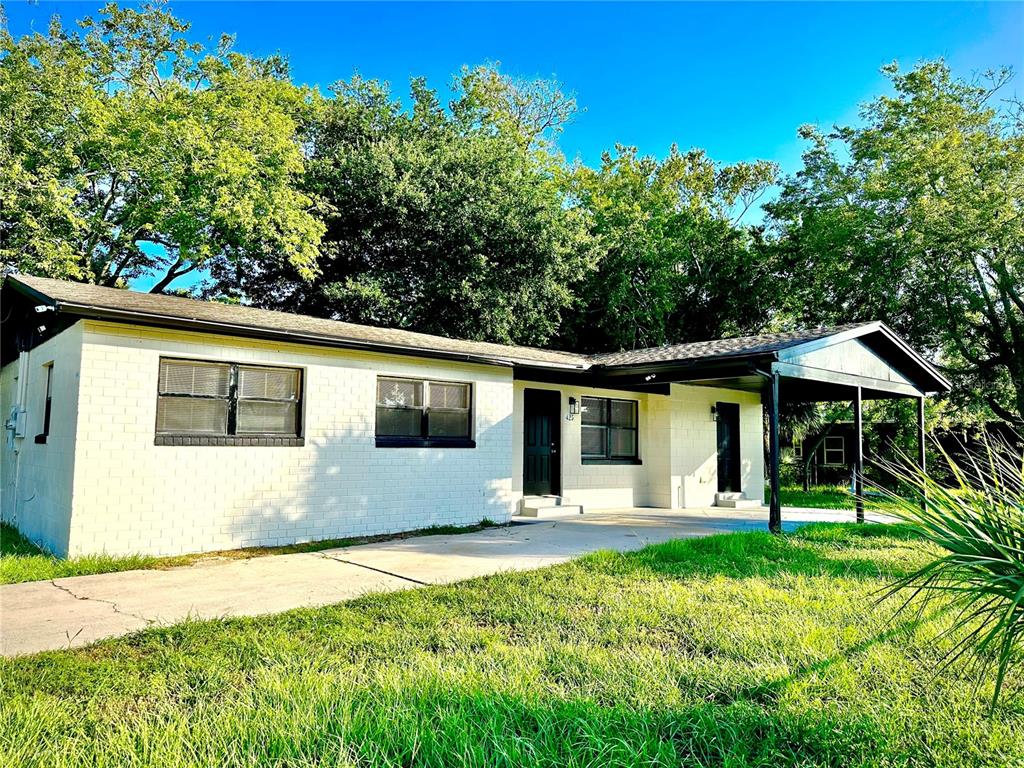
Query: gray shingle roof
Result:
<box><xmin>586</xmin><ymin>324</ymin><xmax>874</xmax><ymax>367</ymax></box>
<box><xmin>8</xmin><ymin>275</ymin><xmax>589</xmax><ymax>369</ymax></box>
<box><xmin>7</xmin><ymin>275</ymin><xmax>882</xmax><ymax>373</ymax></box>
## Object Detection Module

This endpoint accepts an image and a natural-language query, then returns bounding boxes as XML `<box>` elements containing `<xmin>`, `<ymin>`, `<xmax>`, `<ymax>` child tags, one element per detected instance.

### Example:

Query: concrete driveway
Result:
<box><xmin>0</xmin><ymin>506</ymin><xmax>889</xmax><ymax>657</ymax></box>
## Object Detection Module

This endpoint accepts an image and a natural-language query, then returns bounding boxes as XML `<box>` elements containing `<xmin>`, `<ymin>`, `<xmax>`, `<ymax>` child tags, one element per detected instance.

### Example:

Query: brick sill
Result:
<box><xmin>155</xmin><ymin>435</ymin><xmax>304</xmax><ymax>447</ymax></box>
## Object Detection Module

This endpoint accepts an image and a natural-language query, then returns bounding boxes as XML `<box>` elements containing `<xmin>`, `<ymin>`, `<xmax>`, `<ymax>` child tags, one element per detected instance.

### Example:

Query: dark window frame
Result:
<box><xmin>375</xmin><ymin>375</ymin><xmax>475</xmax><ymax>449</ymax></box>
<box><xmin>823</xmin><ymin>435</ymin><xmax>846</xmax><ymax>466</ymax></box>
<box><xmin>154</xmin><ymin>357</ymin><xmax>304</xmax><ymax>447</ymax></box>
<box><xmin>34</xmin><ymin>362</ymin><xmax>53</xmax><ymax>444</ymax></box>
<box><xmin>581</xmin><ymin>396</ymin><xmax>641</xmax><ymax>465</ymax></box>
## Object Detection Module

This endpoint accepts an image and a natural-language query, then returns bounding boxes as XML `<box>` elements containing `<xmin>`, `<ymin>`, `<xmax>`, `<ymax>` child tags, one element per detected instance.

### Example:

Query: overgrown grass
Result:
<box><xmin>1</xmin><ymin>524</ymin><xmax>1021</xmax><ymax>767</ymax></box>
<box><xmin>0</xmin><ymin>520</ymin><xmax>500</xmax><ymax>585</ymax></box>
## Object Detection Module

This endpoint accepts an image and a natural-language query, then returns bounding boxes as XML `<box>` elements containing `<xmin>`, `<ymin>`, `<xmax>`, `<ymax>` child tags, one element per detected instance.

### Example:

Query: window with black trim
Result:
<box><xmin>34</xmin><ymin>363</ymin><xmax>53</xmax><ymax>444</ymax></box>
<box><xmin>375</xmin><ymin>376</ymin><xmax>474</xmax><ymax>448</ymax></box>
<box><xmin>581</xmin><ymin>396</ymin><xmax>639</xmax><ymax>463</ymax></box>
<box><xmin>155</xmin><ymin>358</ymin><xmax>303</xmax><ymax>445</ymax></box>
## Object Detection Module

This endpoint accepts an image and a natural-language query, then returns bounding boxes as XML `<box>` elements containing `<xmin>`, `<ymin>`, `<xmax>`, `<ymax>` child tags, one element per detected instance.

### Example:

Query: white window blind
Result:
<box><xmin>156</xmin><ymin>358</ymin><xmax>302</xmax><ymax>438</ymax></box>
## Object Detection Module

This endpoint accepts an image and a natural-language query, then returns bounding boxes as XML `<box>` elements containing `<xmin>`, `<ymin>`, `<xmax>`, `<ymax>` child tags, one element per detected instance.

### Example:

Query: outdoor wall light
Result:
<box><xmin>567</xmin><ymin>396</ymin><xmax>580</xmax><ymax>420</ymax></box>
<box><xmin>710</xmin><ymin>405</ymin><xmax>719</xmax><ymax>422</ymax></box>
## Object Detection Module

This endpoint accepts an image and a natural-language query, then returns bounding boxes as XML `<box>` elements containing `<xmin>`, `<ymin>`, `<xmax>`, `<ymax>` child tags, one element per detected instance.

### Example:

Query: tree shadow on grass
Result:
<box><xmin>558</xmin><ymin>523</ymin><xmax>942</xmax><ymax>709</ymax></box>
<box><xmin>728</xmin><ymin>613</ymin><xmax>930</xmax><ymax>707</ymax></box>
<box><xmin>276</xmin><ymin>683</ymin><xmax>887</xmax><ymax>768</ymax></box>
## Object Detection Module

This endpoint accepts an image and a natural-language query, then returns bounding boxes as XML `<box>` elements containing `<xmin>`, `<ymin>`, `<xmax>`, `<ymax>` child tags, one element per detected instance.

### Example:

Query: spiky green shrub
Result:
<box><xmin>874</xmin><ymin>436</ymin><xmax>1024</xmax><ymax>709</ymax></box>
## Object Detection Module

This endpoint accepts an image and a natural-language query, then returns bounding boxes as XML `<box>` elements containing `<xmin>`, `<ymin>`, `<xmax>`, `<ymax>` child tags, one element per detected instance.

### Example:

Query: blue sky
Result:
<box><xmin>4</xmin><ymin>1</ymin><xmax>1022</xmax><ymax>289</ymax></box>
<box><xmin>6</xmin><ymin>1</ymin><xmax>1021</xmax><ymax>174</ymax></box>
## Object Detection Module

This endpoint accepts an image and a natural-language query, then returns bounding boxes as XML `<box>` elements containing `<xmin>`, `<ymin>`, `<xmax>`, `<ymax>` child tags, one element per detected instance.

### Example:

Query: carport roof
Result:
<box><xmin>587</xmin><ymin>324</ymin><xmax>869</xmax><ymax>366</ymax></box>
<box><xmin>584</xmin><ymin>322</ymin><xmax>951</xmax><ymax>400</ymax></box>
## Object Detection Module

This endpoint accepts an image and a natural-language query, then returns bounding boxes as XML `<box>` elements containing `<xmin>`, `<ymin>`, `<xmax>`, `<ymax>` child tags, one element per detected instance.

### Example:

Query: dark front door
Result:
<box><xmin>523</xmin><ymin>389</ymin><xmax>561</xmax><ymax>496</ymax></box>
<box><xmin>716</xmin><ymin>402</ymin><xmax>741</xmax><ymax>493</ymax></box>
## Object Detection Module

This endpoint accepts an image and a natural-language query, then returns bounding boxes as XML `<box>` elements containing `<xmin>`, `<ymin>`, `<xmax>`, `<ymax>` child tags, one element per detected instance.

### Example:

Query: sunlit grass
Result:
<box><xmin>0</xmin><ymin>524</ymin><xmax>156</xmax><ymax>584</ymax></box>
<box><xmin>777</xmin><ymin>484</ymin><xmax>855</xmax><ymax>510</ymax></box>
<box><xmin>1</xmin><ymin>524</ymin><xmax>1020</xmax><ymax>767</ymax></box>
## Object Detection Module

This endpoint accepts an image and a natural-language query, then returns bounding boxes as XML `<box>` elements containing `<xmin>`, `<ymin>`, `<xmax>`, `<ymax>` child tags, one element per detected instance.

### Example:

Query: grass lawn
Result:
<box><xmin>0</xmin><ymin>520</ymin><xmax>499</xmax><ymax>585</ymax></box>
<box><xmin>777</xmin><ymin>485</ymin><xmax>911</xmax><ymax>513</ymax></box>
<box><xmin>777</xmin><ymin>485</ymin><xmax>859</xmax><ymax>510</ymax></box>
<box><xmin>1</xmin><ymin>524</ymin><xmax>1021</xmax><ymax>767</ymax></box>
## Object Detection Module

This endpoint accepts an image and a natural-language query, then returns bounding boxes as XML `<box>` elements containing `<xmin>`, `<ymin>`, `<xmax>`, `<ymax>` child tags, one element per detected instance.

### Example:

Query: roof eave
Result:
<box><xmin>874</xmin><ymin>322</ymin><xmax>952</xmax><ymax>392</ymax></box>
<box><xmin>14</xmin><ymin>295</ymin><xmax>585</xmax><ymax>372</ymax></box>
<box><xmin>5</xmin><ymin>276</ymin><xmax>58</xmax><ymax>309</ymax></box>
<box><xmin>3</xmin><ymin>278</ymin><xmax>948</xmax><ymax>389</ymax></box>
<box><xmin>592</xmin><ymin>351</ymin><xmax>779</xmax><ymax>377</ymax></box>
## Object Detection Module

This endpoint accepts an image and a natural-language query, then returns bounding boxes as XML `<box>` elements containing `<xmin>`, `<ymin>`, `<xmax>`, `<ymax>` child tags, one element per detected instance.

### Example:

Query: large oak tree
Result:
<box><xmin>213</xmin><ymin>68</ymin><xmax>595</xmax><ymax>346</ymax></box>
<box><xmin>561</xmin><ymin>145</ymin><xmax>779</xmax><ymax>352</ymax></box>
<box><xmin>0</xmin><ymin>3</ymin><xmax>323</xmax><ymax>292</ymax></box>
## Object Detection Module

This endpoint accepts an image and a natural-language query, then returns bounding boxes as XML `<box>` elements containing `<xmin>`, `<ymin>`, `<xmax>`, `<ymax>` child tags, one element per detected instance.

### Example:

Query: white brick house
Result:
<box><xmin>1</xmin><ymin>276</ymin><xmax>949</xmax><ymax>557</ymax></box>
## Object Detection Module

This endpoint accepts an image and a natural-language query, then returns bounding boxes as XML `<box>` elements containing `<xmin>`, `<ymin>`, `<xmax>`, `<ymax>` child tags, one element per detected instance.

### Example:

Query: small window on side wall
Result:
<box><xmin>34</xmin><ymin>363</ymin><xmax>53</xmax><ymax>444</ymax></box>
<box><xmin>155</xmin><ymin>358</ymin><xmax>303</xmax><ymax>446</ymax></box>
<box><xmin>581</xmin><ymin>396</ymin><xmax>639</xmax><ymax>464</ymax></box>
<box><xmin>823</xmin><ymin>435</ymin><xmax>846</xmax><ymax>466</ymax></box>
<box><xmin>375</xmin><ymin>376</ymin><xmax>474</xmax><ymax>448</ymax></box>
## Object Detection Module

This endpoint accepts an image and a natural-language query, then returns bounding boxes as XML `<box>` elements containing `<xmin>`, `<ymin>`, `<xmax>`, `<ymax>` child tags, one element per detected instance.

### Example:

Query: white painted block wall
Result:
<box><xmin>0</xmin><ymin>325</ymin><xmax>82</xmax><ymax>555</ymax></box>
<box><xmin>63</xmin><ymin>321</ymin><xmax>516</xmax><ymax>557</ymax></box>
<box><xmin>663</xmin><ymin>384</ymin><xmax>764</xmax><ymax>508</ymax></box>
<box><xmin>2</xmin><ymin>318</ymin><xmax>766</xmax><ymax>558</ymax></box>
<box><xmin>511</xmin><ymin>381</ymin><xmax>763</xmax><ymax>511</ymax></box>
<box><xmin>511</xmin><ymin>381</ymin><xmax>658</xmax><ymax>509</ymax></box>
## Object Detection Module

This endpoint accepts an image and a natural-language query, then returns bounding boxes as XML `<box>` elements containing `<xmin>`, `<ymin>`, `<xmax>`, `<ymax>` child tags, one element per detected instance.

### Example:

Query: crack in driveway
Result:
<box><xmin>50</xmin><ymin>580</ymin><xmax>155</xmax><ymax>626</ymax></box>
<box><xmin>315</xmin><ymin>552</ymin><xmax>427</xmax><ymax>585</ymax></box>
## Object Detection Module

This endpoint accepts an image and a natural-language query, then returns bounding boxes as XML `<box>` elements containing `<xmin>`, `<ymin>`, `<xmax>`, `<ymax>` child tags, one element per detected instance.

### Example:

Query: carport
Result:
<box><xmin>586</xmin><ymin>322</ymin><xmax>952</xmax><ymax>533</ymax></box>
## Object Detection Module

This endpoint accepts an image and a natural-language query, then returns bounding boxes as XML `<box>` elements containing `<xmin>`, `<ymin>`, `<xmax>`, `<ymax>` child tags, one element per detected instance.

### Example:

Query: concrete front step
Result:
<box><xmin>715</xmin><ymin>492</ymin><xmax>763</xmax><ymax>509</ymax></box>
<box><xmin>517</xmin><ymin>495</ymin><xmax>584</xmax><ymax>518</ymax></box>
<box><xmin>716</xmin><ymin>498</ymin><xmax>763</xmax><ymax>509</ymax></box>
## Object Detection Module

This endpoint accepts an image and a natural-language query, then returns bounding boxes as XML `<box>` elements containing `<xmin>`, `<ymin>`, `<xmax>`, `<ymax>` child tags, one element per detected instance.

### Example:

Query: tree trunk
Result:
<box><xmin>803</xmin><ymin>429</ymin><xmax>834</xmax><ymax>491</ymax></box>
<box><xmin>148</xmin><ymin>260</ymin><xmax>198</xmax><ymax>294</ymax></box>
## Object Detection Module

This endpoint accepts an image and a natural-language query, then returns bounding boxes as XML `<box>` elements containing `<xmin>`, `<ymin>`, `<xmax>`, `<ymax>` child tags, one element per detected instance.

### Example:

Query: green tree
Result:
<box><xmin>0</xmin><ymin>3</ymin><xmax>323</xmax><ymax>292</ymax></box>
<box><xmin>452</xmin><ymin>63</ymin><xmax>578</xmax><ymax>151</ymax></box>
<box><xmin>213</xmin><ymin>68</ymin><xmax>595</xmax><ymax>346</ymax></box>
<box><xmin>768</xmin><ymin>61</ymin><xmax>1024</xmax><ymax>423</ymax></box>
<box><xmin>563</xmin><ymin>145</ymin><xmax>778</xmax><ymax>352</ymax></box>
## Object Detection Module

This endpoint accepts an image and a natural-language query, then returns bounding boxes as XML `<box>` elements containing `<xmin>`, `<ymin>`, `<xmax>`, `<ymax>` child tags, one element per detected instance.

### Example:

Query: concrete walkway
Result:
<box><xmin>0</xmin><ymin>506</ymin><xmax>890</xmax><ymax>657</ymax></box>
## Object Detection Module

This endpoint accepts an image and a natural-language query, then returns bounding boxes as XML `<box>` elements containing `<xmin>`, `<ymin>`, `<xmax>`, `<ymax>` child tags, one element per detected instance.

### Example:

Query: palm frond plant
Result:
<box><xmin>872</xmin><ymin>434</ymin><xmax>1024</xmax><ymax>710</ymax></box>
